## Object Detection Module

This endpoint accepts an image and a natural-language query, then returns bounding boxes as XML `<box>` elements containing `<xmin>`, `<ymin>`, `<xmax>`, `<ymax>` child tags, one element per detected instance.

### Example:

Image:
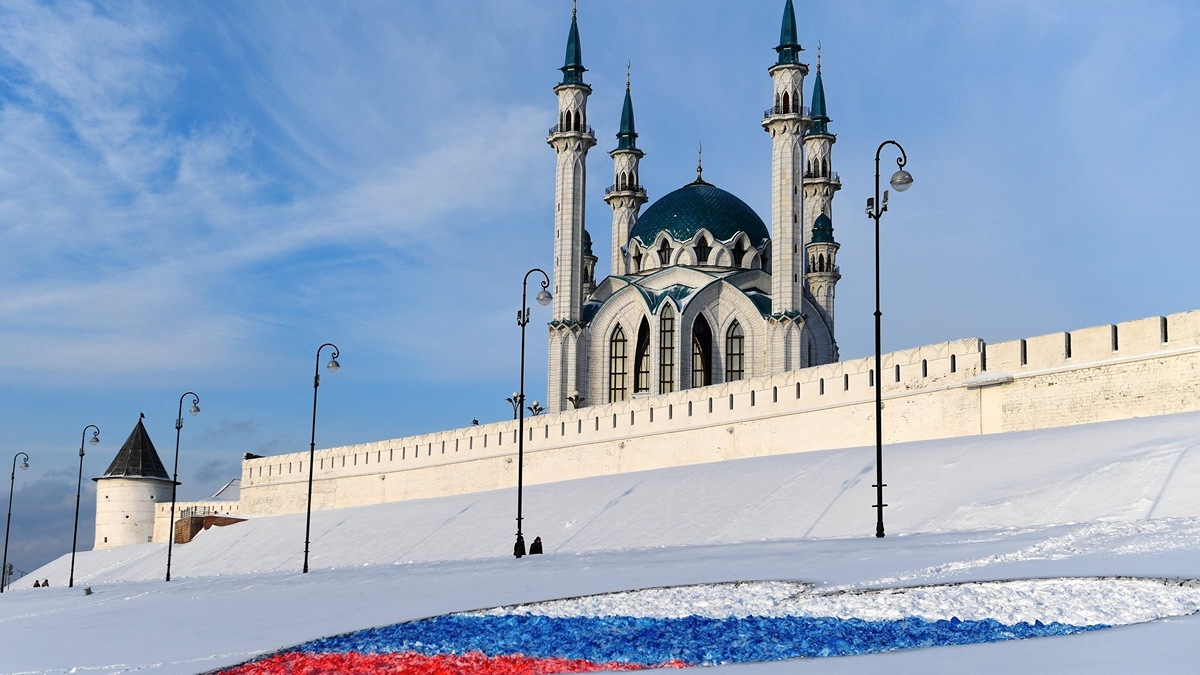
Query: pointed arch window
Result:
<box><xmin>609</xmin><ymin>326</ymin><xmax>628</xmax><ymax>403</ymax></box>
<box><xmin>725</xmin><ymin>320</ymin><xmax>745</xmax><ymax>381</ymax></box>
<box><xmin>659</xmin><ymin>305</ymin><xmax>675</xmax><ymax>394</ymax></box>
<box><xmin>691</xmin><ymin>315</ymin><xmax>712</xmax><ymax>388</ymax></box>
<box><xmin>782</xmin><ymin>91</ymin><xmax>791</xmax><ymax>113</ymax></box>
<box><xmin>634</xmin><ymin>318</ymin><xmax>651</xmax><ymax>393</ymax></box>
<box><xmin>694</xmin><ymin>236</ymin><xmax>711</xmax><ymax>265</ymax></box>
<box><xmin>632</xmin><ymin>248</ymin><xmax>643</xmax><ymax>273</ymax></box>
<box><xmin>658</xmin><ymin>240</ymin><xmax>672</xmax><ymax>266</ymax></box>
<box><xmin>732</xmin><ymin>239</ymin><xmax>747</xmax><ymax>268</ymax></box>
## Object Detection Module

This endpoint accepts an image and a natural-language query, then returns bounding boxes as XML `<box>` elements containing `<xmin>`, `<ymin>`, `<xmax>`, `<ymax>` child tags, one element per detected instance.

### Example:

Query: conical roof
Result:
<box><xmin>97</xmin><ymin>416</ymin><xmax>170</xmax><ymax>480</ymax></box>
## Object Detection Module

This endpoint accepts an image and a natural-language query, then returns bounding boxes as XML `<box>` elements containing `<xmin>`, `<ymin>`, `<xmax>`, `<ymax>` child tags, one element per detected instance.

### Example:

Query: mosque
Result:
<box><xmin>547</xmin><ymin>0</ymin><xmax>843</xmax><ymax>413</ymax></box>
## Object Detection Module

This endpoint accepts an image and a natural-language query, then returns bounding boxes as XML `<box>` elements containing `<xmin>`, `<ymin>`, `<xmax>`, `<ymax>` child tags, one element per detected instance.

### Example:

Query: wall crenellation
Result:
<box><xmin>236</xmin><ymin>310</ymin><xmax>1200</xmax><ymax>516</ymax></box>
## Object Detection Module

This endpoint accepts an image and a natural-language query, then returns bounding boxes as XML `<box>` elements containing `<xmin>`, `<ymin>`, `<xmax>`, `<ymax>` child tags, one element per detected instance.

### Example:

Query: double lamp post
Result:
<box><xmin>512</xmin><ymin>268</ymin><xmax>551</xmax><ymax>558</ymax></box>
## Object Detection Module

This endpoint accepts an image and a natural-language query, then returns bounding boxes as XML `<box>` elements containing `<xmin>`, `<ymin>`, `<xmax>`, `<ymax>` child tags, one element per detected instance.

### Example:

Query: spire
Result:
<box><xmin>691</xmin><ymin>143</ymin><xmax>711</xmax><ymax>185</ymax></box>
<box><xmin>97</xmin><ymin>416</ymin><xmax>170</xmax><ymax>481</ymax></box>
<box><xmin>560</xmin><ymin>3</ymin><xmax>587</xmax><ymax>86</ymax></box>
<box><xmin>809</xmin><ymin>52</ymin><xmax>830</xmax><ymax>136</ymax></box>
<box><xmin>774</xmin><ymin>0</ymin><xmax>803</xmax><ymax>65</ymax></box>
<box><xmin>811</xmin><ymin>212</ymin><xmax>835</xmax><ymax>243</ymax></box>
<box><xmin>616</xmin><ymin>65</ymin><xmax>638</xmax><ymax>150</ymax></box>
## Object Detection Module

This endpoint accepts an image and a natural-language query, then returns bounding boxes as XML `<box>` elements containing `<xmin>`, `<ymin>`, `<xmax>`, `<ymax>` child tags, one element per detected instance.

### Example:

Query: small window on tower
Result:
<box><xmin>658</xmin><ymin>240</ymin><xmax>671</xmax><ymax>266</ymax></box>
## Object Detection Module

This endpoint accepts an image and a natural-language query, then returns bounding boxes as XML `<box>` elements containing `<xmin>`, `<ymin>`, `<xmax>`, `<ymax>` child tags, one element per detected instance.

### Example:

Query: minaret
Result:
<box><xmin>547</xmin><ymin>3</ymin><xmax>597</xmax><ymax>412</ymax></box>
<box><xmin>803</xmin><ymin>49</ymin><xmax>841</xmax><ymax>341</ymax></box>
<box><xmin>582</xmin><ymin>228</ymin><xmax>598</xmax><ymax>298</ymax></box>
<box><xmin>604</xmin><ymin>66</ymin><xmax>647</xmax><ymax>276</ymax></box>
<box><xmin>761</xmin><ymin>0</ymin><xmax>810</xmax><ymax>371</ymax></box>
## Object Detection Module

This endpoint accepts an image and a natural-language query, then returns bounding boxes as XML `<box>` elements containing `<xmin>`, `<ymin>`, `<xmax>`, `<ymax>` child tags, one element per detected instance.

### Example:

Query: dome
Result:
<box><xmin>629</xmin><ymin>181</ymin><xmax>769</xmax><ymax>247</ymax></box>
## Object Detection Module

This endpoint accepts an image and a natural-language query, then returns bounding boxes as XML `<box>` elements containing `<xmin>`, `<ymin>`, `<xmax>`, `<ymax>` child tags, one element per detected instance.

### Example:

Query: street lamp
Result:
<box><xmin>866</xmin><ymin>139</ymin><xmax>912</xmax><ymax>539</ymax></box>
<box><xmin>513</xmin><ymin>268</ymin><xmax>551</xmax><ymax>558</ymax></box>
<box><xmin>303</xmin><ymin>343</ymin><xmax>340</xmax><ymax>574</ymax></box>
<box><xmin>567</xmin><ymin>391</ymin><xmax>585</xmax><ymax>409</ymax></box>
<box><xmin>165</xmin><ymin>392</ymin><xmax>200</xmax><ymax>582</ymax></box>
<box><xmin>70</xmin><ymin>425</ymin><xmax>100</xmax><ymax>587</ymax></box>
<box><xmin>526</xmin><ymin>401</ymin><xmax>546</xmax><ymax>417</ymax></box>
<box><xmin>2</xmin><ymin>452</ymin><xmax>29</xmax><ymax>593</ymax></box>
<box><xmin>506</xmin><ymin>393</ymin><xmax>521</xmax><ymax>420</ymax></box>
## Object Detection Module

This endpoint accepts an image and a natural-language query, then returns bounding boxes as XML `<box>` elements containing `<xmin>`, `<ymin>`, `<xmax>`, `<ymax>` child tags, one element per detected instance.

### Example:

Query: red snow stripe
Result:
<box><xmin>214</xmin><ymin>650</ymin><xmax>689</xmax><ymax>674</ymax></box>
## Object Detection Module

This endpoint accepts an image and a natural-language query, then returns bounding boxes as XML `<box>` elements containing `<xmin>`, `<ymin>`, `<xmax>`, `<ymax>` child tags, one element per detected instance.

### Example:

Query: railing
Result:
<box><xmin>548</xmin><ymin>124</ymin><xmax>595</xmax><ymax>136</ymax></box>
<box><xmin>803</xmin><ymin>171</ymin><xmax>840</xmax><ymax>183</ymax></box>
<box><xmin>604</xmin><ymin>184</ymin><xmax>647</xmax><ymax>196</ymax></box>
<box><xmin>763</xmin><ymin>105</ymin><xmax>810</xmax><ymax>119</ymax></box>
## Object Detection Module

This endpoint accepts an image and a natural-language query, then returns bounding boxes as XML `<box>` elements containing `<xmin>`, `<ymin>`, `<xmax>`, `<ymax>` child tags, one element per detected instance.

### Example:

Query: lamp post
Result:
<box><xmin>165</xmin><ymin>392</ymin><xmax>200</xmax><ymax>582</ymax></box>
<box><xmin>2</xmin><ymin>452</ymin><xmax>29</xmax><ymax>593</ymax></box>
<box><xmin>70</xmin><ymin>425</ymin><xmax>100</xmax><ymax>587</ymax></box>
<box><xmin>513</xmin><ymin>268</ymin><xmax>551</xmax><ymax>558</ymax></box>
<box><xmin>506</xmin><ymin>393</ymin><xmax>521</xmax><ymax>420</ymax></box>
<box><xmin>303</xmin><ymin>343</ymin><xmax>340</xmax><ymax>574</ymax></box>
<box><xmin>866</xmin><ymin>139</ymin><xmax>913</xmax><ymax>539</ymax></box>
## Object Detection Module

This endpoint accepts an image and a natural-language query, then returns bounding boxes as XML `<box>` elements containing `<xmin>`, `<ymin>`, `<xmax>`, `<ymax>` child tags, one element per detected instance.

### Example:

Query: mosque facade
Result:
<box><xmin>547</xmin><ymin>0</ymin><xmax>843</xmax><ymax>413</ymax></box>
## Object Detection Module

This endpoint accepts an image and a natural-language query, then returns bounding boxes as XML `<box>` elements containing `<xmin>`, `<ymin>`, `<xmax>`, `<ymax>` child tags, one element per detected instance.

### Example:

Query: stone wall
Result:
<box><xmin>237</xmin><ymin>310</ymin><xmax>1200</xmax><ymax>517</ymax></box>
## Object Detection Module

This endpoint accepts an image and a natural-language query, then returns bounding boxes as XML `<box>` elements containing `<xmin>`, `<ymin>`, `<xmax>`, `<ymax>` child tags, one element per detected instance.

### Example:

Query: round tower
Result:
<box><xmin>604</xmin><ymin>68</ymin><xmax>648</xmax><ymax>276</ymax></box>
<box><xmin>803</xmin><ymin>51</ymin><xmax>842</xmax><ymax>338</ymax></box>
<box><xmin>546</xmin><ymin>4</ymin><xmax>597</xmax><ymax>412</ymax></box>
<box><xmin>761</xmin><ymin>0</ymin><xmax>811</xmax><ymax>371</ymax></box>
<box><xmin>93</xmin><ymin>415</ymin><xmax>175</xmax><ymax>550</ymax></box>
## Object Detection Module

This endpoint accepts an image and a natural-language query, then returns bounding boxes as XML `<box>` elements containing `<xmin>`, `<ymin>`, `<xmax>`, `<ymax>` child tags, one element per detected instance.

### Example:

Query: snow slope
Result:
<box><xmin>2</xmin><ymin>412</ymin><xmax>1199</xmax><ymax>673</ymax></box>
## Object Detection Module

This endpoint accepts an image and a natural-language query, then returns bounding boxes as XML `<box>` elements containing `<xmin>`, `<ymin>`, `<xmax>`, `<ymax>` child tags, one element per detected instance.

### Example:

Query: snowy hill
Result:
<box><xmin>3</xmin><ymin>412</ymin><xmax>1200</xmax><ymax>673</ymax></box>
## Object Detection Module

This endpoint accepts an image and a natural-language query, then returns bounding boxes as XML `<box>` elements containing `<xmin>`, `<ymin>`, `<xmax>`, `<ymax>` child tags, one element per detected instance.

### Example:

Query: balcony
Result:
<box><xmin>763</xmin><ymin>105</ymin><xmax>810</xmax><ymax>119</ymax></box>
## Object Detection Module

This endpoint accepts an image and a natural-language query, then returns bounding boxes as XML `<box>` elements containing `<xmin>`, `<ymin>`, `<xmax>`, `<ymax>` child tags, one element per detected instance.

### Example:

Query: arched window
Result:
<box><xmin>634</xmin><ymin>318</ymin><xmax>651</xmax><ymax>393</ymax></box>
<box><xmin>732</xmin><ymin>239</ymin><xmax>747</xmax><ymax>268</ymax></box>
<box><xmin>658</xmin><ymin>239</ymin><xmax>672</xmax><ymax>266</ymax></box>
<box><xmin>725</xmin><ymin>321</ymin><xmax>745</xmax><ymax>381</ymax></box>
<box><xmin>782</xmin><ymin>91</ymin><xmax>791</xmax><ymax>113</ymax></box>
<box><xmin>694</xmin><ymin>236</ymin><xmax>711</xmax><ymax>265</ymax></box>
<box><xmin>659</xmin><ymin>305</ymin><xmax>675</xmax><ymax>394</ymax></box>
<box><xmin>609</xmin><ymin>326</ymin><xmax>628</xmax><ymax>403</ymax></box>
<box><xmin>818</xmin><ymin>253</ymin><xmax>825</xmax><ymax>272</ymax></box>
<box><xmin>632</xmin><ymin>248</ymin><xmax>643</xmax><ymax>273</ymax></box>
<box><xmin>691</xmin><ymin>315</ymin><xmax>712</xmax><ymax>388</ymax></box>
<box><xmin>564</xmin><ymin>110</ymin><xmax>574</xmax><ymax>132</ymax></box>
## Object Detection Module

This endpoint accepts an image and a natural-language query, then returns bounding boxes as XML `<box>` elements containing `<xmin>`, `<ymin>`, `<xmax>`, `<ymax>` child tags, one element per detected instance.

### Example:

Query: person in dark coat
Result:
<box><xmin>32</xmin><ymin>580</ymin><xmax>39</xmax><ymax>588</ymax></box>
<box><xmin>513</xmin><ymin>533</ymin><xmax>526</xmax><ymax>558</ymax></box>
<box><xmin>529</xmin><ymin>536</ymin><xmax>543</xmax><ymax>555</ymax></box>
<box><xmin>41</xmin><ymin>579</ymin><xmax>48</xmax><ymax>587</ymax></box>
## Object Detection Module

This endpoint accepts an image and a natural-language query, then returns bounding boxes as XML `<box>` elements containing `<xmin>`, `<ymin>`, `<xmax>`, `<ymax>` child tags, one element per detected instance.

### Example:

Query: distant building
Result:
<box><xmin>547</xmin><ymin>0</ymin><xmax>843</xmax><ymax>412</ymax></box>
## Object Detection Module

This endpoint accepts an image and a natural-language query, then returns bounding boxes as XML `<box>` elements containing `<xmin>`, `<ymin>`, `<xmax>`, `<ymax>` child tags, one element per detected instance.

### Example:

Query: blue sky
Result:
<box><xmin>0</xmin><ymin>0</ymin><xmax>1197</xmax><ymax>572</ymax></box>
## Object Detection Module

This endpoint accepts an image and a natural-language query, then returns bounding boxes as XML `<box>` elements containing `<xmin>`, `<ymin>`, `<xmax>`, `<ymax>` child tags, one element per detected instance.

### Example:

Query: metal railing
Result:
<box><xmin>548</xmin><ymin>124</ymin><xmax>595</xmax><ymax>136</ymax></box>
<box><xmin>763</xmin><ymin>105</ymin><xmax>810</xmax><ymax>119</ymax></box>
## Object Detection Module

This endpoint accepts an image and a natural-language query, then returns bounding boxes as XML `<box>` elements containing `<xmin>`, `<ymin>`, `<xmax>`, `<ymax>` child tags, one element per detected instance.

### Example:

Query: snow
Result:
<box><xmin>2</xmin><ymin>412</ymin><xmax>1200</xmax><ymax>673</ymax></box>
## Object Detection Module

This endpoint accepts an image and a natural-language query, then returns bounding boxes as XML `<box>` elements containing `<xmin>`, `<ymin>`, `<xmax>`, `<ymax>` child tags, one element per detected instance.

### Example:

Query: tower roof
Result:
<box><xmin>774</xmin><ymin>0</ymin><xmax>803</xmax><ymax>66</ymax></box>
<box><xmin>629</xmin><ymin>181</ymin><xmax>770</xmax><ymax>248</ymax></box>
<box><xmin>616</xmin><ymin>78</ymin><xmax>638</xmax><ymax>150</ymax></box>
<box><xmin>97</xmin><ymin>416</ymin><xmax>170</xmax><ymax>481</ymax></box>
<box><xmin>560</xmin><ymin>7</ymin><xmax>587</xmax><ymax>86</ymax></box>
<box><xmin>811</xmin><ymin>213</ymin><xmax>835</xmax><ymax>243</ymax></box>
<box><xmin>808</xmin><ymin>60</ymin><xmax>830</xmax><ymax>136</ymax></box>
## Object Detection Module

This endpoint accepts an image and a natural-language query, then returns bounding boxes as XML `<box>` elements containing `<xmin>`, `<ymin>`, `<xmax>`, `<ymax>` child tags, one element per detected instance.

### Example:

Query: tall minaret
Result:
<box><xmin>803</xmin><ymin>50</ymin><xmax>841</xmax><ymax>341</ymax></box>
<box><xmin>761</xmin><ymin>0</ymin><xmax>810</xmax><ymax>371</ymax></box>
<box><xmin>604</xmin><ymin>67</ymin><xmax>647</xmax><ymax>276</ymax></box>
<box><xmin>547</xmin><ymin>4</ymin><xmax>596</xmax><ymax>412</ymax></box>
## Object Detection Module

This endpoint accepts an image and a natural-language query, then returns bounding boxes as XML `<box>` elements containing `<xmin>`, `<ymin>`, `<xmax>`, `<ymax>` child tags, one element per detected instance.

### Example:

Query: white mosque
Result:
<box><xmin>547</xmin><ymin>0</ymin><xmax>843</xmax><ymax>413</ymax></box>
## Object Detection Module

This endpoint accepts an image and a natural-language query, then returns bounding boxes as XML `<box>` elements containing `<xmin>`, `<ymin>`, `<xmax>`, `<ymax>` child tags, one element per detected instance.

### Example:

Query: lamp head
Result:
<box><xmin>89</xmin><ymin>434</ymin><xmax>100</xmax><ymax>445</ymax></box>
<box><xmin>535</xmin><ymin>289</ymin><xmax>553</xmax><ymax>307</ymax></box>
<box><xmin>326</xmin><ymin>358</ymin><xmax>340</xmax><ymax>373</ymax></box>
<box><xmin>889</xmin><ymin>169</ymin><xmax>913</xmax><ymax>192</ymax></box>
<box><xmin>19</xmin><ymin>458</ymin><xmax>28</xmax><ymax>470</ymax></box>
<box><xmin>189</xmin><ymin>403</ymin><xmax>201</xmax><ymax>416</ymax></box>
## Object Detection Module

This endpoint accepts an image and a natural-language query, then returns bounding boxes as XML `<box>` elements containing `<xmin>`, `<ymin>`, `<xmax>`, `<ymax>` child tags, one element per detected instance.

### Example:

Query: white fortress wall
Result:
<box><xmin>238</xmin><ymin>311</ymin><xmax>1200</xmax><ymax>517</ymax></box>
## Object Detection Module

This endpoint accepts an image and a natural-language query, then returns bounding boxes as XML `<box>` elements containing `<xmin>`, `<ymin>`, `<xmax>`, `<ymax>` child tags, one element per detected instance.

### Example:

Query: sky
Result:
<box><xmin>3</xmin><ymin>411</ymin><xmax>1200</xmax><ymax>672</ymax></box>
<box><xmin>0</xmin><ymin>0</ymin><xmax>1198</xmax><ymax>572</ymax></box>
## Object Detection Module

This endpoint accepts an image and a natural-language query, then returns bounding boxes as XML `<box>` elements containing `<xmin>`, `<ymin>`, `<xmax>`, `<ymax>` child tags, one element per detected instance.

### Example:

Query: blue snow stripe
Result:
<box><xmin>297</xmin><ymin>614</ymin><xmax>1110</xmax><ymax>664</ymax></box>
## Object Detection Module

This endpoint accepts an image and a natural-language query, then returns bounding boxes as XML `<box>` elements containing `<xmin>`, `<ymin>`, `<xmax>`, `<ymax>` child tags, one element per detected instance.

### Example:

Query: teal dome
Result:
<box><xmin>629</xmin><ymin>181</ymin><xmax>769</xmax><ymax>247</ymax></box>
